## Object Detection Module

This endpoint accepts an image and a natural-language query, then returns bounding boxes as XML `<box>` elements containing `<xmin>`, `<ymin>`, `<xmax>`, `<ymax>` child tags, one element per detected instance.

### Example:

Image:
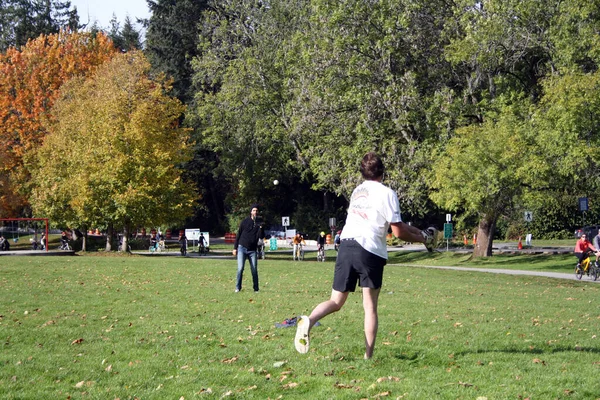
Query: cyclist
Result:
<box><xmin>292</xmin><ymin>232</ymin><xmax>306</xmax><ymax>260</ymax></box>
<box><xmin>179</xmin><ymin>232</ymin><xmax>188</xmax><ymax>256</ymax></box>
<box><xmin>593</xmin><ymin>229</ymin><xmax>600</xmax><ymax>267</ymax></box>
<box><xmin>574</xmin><ymin>234</ymin><xmax>600</xmax><ymax>273</ymax></box>
<box><xmin>317</xmin><ymin>231</ymin><xmax>326</xmax><ymax>259</ymax></box>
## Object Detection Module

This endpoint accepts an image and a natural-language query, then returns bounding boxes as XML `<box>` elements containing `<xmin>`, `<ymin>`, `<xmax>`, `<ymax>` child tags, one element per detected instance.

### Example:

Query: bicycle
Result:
<box><xmin>257</xmin><ymin>243</ymin><xmax>265</xmax><ymax>260</ymax></box>
<box><xmin>294</xmin><ymin>244</ymin><xmax>305</xmax><ymax>261</ymax></box>
<box><xmin>575</xmin><ymin>252</ymin><xmax>598</xmax><ymax>281</ymax></box>
<box><xmin>317</xmin><ymin>245</ymin><xmax>326</xmax><ymax>262</ymax></box>
<box><xmin>199</xmin><ymin>243</ymin><xmax>209</xmax><ymax>256</ymax></box>
<box><xmin>180</xmin><ymin>241</ymin><xmax>187</xmax><ymax>256</ymax></box>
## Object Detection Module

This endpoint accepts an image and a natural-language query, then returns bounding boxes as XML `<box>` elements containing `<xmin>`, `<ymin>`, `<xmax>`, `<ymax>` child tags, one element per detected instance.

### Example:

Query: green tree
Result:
<box><xmin>0</xmin><ymin>0</ymin><xmax>78</xmax><ymax>51</ymax></box>
<box><xmin>144</xmin><ymin>0</ymin><xmax>208</xmax><ymax>103</ymax></box>
<box><xmin>193</xmin><ymin>0</ymin><xmax>457</xmax><ymax>229</ymax></box>
<box><xmin>30</xmin><ymin>51</ymin><xmax>197</xmax><ymax>251</ymax></box>
<box><xmin>108</xmin><ymin>14</ymin><xmax>142</xmax><ymax>51</ymax></box>
<box><xmin>430</xmin><ymin>99</ymin><xmax>536</xmax><ymax>256</ymax></box>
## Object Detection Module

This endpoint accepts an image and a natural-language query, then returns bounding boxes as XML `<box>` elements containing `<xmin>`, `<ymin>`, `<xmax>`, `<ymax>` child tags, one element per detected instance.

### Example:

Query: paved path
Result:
<box><xmin>391</xmin><ymin>263</ymin><xmax>599</xmax><ymax>283</ymax></box>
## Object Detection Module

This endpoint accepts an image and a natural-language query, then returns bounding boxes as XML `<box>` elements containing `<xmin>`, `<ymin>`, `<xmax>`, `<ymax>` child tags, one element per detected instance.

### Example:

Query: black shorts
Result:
<box><xmin>332</xmin><ymin>239</ymin><xmax>387</xmax><ymax>292</ymax></box>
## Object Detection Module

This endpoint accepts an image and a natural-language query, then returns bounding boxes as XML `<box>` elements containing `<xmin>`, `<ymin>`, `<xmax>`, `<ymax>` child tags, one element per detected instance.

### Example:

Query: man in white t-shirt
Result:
<box><xmin>294</xmin><ymin>152</ymin><xmax>438</xmax><ymax>359</ymax></box>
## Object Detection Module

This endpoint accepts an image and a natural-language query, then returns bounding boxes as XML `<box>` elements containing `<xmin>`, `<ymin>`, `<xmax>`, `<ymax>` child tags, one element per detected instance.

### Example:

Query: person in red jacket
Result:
<box><xmin>574</xmin><ymin>234</ymin><xmax>600</xmax><ymax>270</ymax></box>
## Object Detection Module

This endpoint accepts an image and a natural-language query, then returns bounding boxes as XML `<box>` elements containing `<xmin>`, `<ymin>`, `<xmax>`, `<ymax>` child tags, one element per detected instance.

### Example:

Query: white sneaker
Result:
<box><xmin>294</xmin><ymin>315</ymin><xmax>310</xmax><ymax>354</ymax></box>
<box><xmin>422</xmin><ymin>227</ymin><xmax>439</xmax><ymax>252</ymax></box>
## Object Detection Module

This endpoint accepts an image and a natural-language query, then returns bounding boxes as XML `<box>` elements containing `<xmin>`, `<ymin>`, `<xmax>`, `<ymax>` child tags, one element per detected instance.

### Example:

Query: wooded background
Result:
<box><xmin>2</xmin><ymin>0</ymin><xmax>600</xmax><ymax>256</ymax></box>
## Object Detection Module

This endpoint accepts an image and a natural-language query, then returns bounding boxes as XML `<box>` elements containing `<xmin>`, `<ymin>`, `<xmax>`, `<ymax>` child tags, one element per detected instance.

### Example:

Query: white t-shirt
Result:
<box><xmin>340</xmin><ymin>180</ymin><xmax>402</xmax><ymax>259</ymax></box>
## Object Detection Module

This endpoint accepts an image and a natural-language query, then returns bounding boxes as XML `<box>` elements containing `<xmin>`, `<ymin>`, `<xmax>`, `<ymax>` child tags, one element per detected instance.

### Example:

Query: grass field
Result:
<box><xmin>1</xmin><ymin>253</ymin><xmax>599</xmax><ymax>399</ymax></box>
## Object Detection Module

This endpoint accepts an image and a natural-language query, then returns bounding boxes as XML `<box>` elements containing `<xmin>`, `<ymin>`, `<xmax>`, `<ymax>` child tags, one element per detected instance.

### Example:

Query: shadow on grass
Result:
<box><xmin>454</xmin><ymin>345</ymin><xmax>600</xmax><ymax>356</ymax></box>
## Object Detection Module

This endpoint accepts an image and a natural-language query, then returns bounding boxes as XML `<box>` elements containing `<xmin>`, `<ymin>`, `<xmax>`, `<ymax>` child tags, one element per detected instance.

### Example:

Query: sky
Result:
<box><xmin>69</xmin><ymin>0</ymin><xmax>150</xmax><ymax>30</ymax></box>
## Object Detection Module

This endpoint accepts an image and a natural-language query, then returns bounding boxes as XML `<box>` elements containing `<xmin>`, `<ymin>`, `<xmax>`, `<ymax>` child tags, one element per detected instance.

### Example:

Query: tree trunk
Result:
<box><xmin>105</xmin><ymin>224</ymin><xmax>113</xmax><ymax>252</ymax></box>
<box><xmin>122</xmin><ymin>225</ymin><xmax>129</xmax><ymax>252</ymax></box>
<box><xmin>473</xmin><ymin>214</ymin><xmax>496</xmax><ymax>257</ymax></box>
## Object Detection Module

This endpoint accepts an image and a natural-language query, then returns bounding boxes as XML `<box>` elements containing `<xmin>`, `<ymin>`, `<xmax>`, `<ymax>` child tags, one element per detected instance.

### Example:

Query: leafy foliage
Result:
<box><xmin>108</xmin><ymin>15</ymin><xmax>142</xmax><ymax>51</ymax></box>
<box><xmin>0</xmin><ymin>30</ymin><xmax>117</xmax><ymax>217</ymax></box>
<box><xmin>0</xmin><ymin>0</ymin><xmax>78</xmax><ymax>52</ymax></box>
<box><xmin>29</xmin><ymin>51</ymin><xmax>197</xmax><ymax>239</ymax></box>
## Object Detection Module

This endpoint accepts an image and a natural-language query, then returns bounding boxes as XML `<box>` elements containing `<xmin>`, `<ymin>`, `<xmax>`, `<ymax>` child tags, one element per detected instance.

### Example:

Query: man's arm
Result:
<box><xmin>390</xmin><ymin>221</ymin><xmax>427</xmax><ymax>244</ymax></box>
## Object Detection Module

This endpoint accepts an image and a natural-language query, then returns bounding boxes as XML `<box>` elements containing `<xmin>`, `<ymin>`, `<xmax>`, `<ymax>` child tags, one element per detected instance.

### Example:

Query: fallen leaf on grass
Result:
<box><xmin>532</xmin><ymin>358</ymin><xmax>546</xmax><ymax>366</ymax></box>
<box><xmin>376</xmin><ymin>376</ymin><xmax>400</xmax><ymax>383</ymax></box>
<box><xmin>71</xmin><ymin>338</ymin><xmax>84</xmax><ymax>345</ymax></box>
<box><xmin>372</xmin><ymin>392</ymin><xmax>391</xmax><ymax>398</ymax></box>
<box><xmin>282</xmin><ymin>382</ymin><xmax>298</xmax><ymax>389</ymax></box>
<box><xmin>222</xmin><ymin>356</ymin><xmax>238</xmax><ymax>364</ymax></box>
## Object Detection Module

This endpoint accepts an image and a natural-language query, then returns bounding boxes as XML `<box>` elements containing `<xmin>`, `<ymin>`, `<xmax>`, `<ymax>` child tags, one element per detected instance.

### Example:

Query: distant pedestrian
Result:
<box><xmin>232</xmin><ymin>204</ymin><xmax>265</xmax><ymax>292</ymax></box>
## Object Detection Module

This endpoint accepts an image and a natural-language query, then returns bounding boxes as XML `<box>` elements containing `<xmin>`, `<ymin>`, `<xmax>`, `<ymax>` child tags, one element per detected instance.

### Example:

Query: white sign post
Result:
<box><xmin>282</xmin><ymin>216</ymin><xmax>290</xmax><ymax>240</ymax></box>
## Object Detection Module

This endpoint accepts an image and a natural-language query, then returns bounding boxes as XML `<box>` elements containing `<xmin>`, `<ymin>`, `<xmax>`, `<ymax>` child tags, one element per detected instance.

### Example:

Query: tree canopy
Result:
<box><xmin>0</xmin><ymin>30</ymin><xmax>116</xmax><ymax>217</ymax></box>
<box><xmin>29</xmin><ymin>51</ymin><xmax>197</xmax><ymax>249</ymax></box>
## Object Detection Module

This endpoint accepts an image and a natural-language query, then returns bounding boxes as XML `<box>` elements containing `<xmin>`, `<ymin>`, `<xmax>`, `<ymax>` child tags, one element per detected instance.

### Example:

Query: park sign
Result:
<box><xmin>443</xmin><ymin>223</ymin><xmax>453</xmax><ymax>239</ymax></box>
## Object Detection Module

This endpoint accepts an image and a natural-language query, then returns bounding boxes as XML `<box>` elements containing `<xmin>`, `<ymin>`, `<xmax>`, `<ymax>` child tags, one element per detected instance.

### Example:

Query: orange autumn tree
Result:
<box><xmin>0</xmin><ymin>30</ymin><xmax>117</xmax><ymax>217</ymax></box>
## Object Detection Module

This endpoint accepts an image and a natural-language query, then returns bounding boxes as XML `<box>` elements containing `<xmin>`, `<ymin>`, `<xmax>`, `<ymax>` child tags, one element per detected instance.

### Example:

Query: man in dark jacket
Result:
<box><xmin>232</xmin><ymin>204</ymin><xmax>265</xmax><ymax>292</ymax></box>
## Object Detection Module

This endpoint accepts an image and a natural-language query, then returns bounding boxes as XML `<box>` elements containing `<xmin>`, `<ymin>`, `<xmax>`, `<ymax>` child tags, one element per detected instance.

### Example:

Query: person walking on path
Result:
<box><xmin>294</xmin><ymin>152</ymin><xmax>438</xmax><ymax>359</ymax></box>
<box><xmin>233</xmin><ymin>204</ymin><xmax>265</xmax><ymax>292</ymax></box>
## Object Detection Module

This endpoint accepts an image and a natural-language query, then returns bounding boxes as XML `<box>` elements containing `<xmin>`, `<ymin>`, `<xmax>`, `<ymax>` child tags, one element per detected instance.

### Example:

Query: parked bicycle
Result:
<box><xmin>575</xmin><ymin>252</ymin><xmax>598</xmax><ymax>281</ymax></box>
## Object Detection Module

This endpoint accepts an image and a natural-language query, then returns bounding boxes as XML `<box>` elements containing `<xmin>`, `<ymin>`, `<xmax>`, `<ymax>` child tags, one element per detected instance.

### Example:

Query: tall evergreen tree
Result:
<box><xmin>144</xmin><ymin>0</ymin><xmax>208</xmax><ymax>103</ymax></box>
<box><xmin>107</xmin><ymin>14</ymin><xmax>142</xmax><ymax>52</ymax></box>
<box><xmin>0</xmin><ymin>0</ymin><xmax>78</xmax><ymax>51</ymax></box>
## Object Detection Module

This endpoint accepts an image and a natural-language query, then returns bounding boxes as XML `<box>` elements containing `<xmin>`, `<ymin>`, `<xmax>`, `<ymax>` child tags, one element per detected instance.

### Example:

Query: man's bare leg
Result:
<box><xmin>362</xmin><ymin>287</ymin><xmax>380</xmax><ymax>359</ymax></box>
<box><xmin>308</xmin><ymin>289</ymin><xmax>348</xmax><ymax>329</ymax></box>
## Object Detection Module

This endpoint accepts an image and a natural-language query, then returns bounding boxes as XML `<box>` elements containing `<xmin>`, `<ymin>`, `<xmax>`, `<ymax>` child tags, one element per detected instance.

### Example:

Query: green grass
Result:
<box><xmin>388</xmin><ymin>250</ymin><xmax>580</xmax><ymax>274</ymax></box>
<box><xmin>1</xmin><ymin>254</ymin><xmax>599</xmax><ymax>399</ymax></box>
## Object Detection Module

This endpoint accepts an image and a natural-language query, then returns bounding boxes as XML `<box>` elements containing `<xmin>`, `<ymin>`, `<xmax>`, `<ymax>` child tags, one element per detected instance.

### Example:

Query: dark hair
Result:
<box><xmin>360</xmin><ymin>152</ymin><xmax>384</xmax><ymax>180</ymax></box>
